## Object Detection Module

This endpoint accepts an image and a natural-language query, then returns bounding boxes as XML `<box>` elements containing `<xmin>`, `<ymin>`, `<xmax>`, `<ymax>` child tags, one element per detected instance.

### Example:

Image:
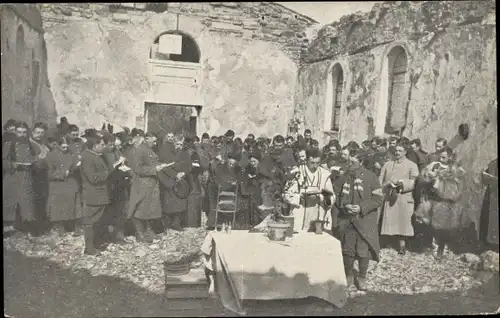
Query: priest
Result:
<box><xmin>284</xmin><ymin>148</ymin><xmax>334</xmax><ymax>232</ymax></box>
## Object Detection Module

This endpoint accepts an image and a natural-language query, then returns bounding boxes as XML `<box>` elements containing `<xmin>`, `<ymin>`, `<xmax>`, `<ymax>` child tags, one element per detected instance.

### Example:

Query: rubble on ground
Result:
<box><xmin>4</xmin><ymin>220</ymin><xmax>497</xmax><ymax>296</ymax></box>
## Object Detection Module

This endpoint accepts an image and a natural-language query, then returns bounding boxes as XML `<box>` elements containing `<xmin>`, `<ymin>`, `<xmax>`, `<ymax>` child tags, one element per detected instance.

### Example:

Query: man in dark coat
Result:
<box><xmin>3</xmin><ymin>122</ymin><xmax>40</xmax><ymax>235</ymax></box>
<box><xmin>30</xmin><ymin>122</ymin><xmax>51</xmax><ymax>235</ymax></box>
<box><xmin>185</xmin><ymin>137</ymin><xmax>203</xmax><ymax>227</ymax></box>
<box><xmin>127</xmin><ymin>131</ymin><xmax>167</xmax><ymax>242</ymax></box>
<box><xmin>64</xmin><ymin>124</ymin><xmax>86</xmax><ymax>156</ymax></box>
<box><xmin>46</xmin><ymin>138</ymin><xmax>81</xmax><ymax>234</ymax></box>
<box><xmin>480</xmin><ymin>158</ymin><xmax>499</xmax><ymax>251</ymax></box>
<box><xmin>80</xmin><ymin>135</ymin><xmax>111</xmax><ymax>255</ymax></box>
<box><xmin>158</xmin><ymin>134</ymin><xmax>192</xmax><ymax>230</ymax></box>
<box><xmin>102</xmin><ymin>133</ymin><xmax>131</xmax><ymax>244</ymax></box>
<box><xmin>410</xmin><ymin>138</ymin><xmax>429</xmax><ymax>172</ymax></box>
<box><xmin>331</xmin><ymin>148</ymin><xmax>384</xmax><ymax>291</ymax></box>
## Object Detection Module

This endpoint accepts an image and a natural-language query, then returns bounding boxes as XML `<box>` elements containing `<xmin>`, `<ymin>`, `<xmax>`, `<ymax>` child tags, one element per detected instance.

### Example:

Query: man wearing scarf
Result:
<box><xmin>3</xmin><ymin>122</ymin><xmax>39</xmax><ymax>235</ymax></box>
<box><xmin>331</xmin><ymin>148</ymin><xmax>383</xmax><ymax>291</ymax></box>
<box><xmin>284</xmin><ymin>148</ymin><xmax>334</xmax><ymax>232</ymax></box>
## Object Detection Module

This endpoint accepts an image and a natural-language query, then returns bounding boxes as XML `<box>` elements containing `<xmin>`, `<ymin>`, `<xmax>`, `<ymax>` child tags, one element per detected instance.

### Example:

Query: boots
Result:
<box><xmin>51</xmin><ymin>222</ymin><xmax>66</xmax><ymax>236</ymax></box>
<box><xmin>83</xmin><ymin>225</ymin><xmax>101</xmax><ymax>256</ymax></box>
<box><xmin>398</xmin><ymin>238</ymin><xmax>406</xmax><ymax>255</ymax></box>
<box><xmin>343</xmin><ymin>255</ymin><xmax>355</xmax><ymax>287</ymax></box>
<box><xmin>355</xmin><ymin>258</ymin><xmax>370</xmax><ymax>291</ymax></box>
<box><xmin>171</xmin><ymin>214</ymin><xmax>183</xmax><ymax>231</ymax></box>
<box><xmin>73</xmin><ymin>219</ymin><xmax>84</xmax><ymax>236</ymax></box>
<box><xmin>112</xmin><ymin>218</ymin><xmax>127</xmax><ymax>244</ymax></box>
<box><xmin>133</xmin><ymin>218</ymin><xmax>152</xmax><ymax>243</ymax></box>
<box><xmin>145</xmin><ymin>221</ymin><xmax>158</xmax><ymax>241</ymax></box>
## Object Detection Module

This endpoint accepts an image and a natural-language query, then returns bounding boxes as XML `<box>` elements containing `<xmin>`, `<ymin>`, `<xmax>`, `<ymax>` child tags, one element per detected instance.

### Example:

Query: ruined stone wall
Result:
<box><xmin>38</xmin><ymin>2</ymin><xmax>315</xmax><ymax>137</ymax></box>
<box><xmin>1</xmin><ymin>5</ymin><xmax>57</xmax><ymax>127</ymax></box>
<box><xmin>296</xmin><ymin>1</ymin><xmax>497</xmax><ymax>225</ymax></box>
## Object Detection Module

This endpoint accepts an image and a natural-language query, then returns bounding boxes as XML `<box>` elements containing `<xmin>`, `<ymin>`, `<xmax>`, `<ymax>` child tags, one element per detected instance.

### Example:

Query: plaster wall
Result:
<box><xmin>296</xmin><ymin>0</ymin><xmax>497</xmax><ymax>225</ymax></box>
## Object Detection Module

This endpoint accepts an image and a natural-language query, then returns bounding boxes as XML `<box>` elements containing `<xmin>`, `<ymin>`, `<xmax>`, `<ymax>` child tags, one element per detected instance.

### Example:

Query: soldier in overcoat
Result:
<box><xmin>46</xmin><ymin>138</ymin><xmax>81</xmax><ymax>233</ymax></box>
<box><xmin>126</xmin><ymin>131</ymin><xmax>168</xmax><ymax>242</ymax></box>
<box><xmin>80</xmin><ymin>135</ymin><xmax>112</xmax><ymax>255</ymax></box>
<box><xmin>331</xmin><ymin>148</ymin><xmax>383</xmax><ymax>290</ymax></box>
<box><xmin>2</xmin><ymin>122</ymin><xmax>39</xmax><ymax>235</ymax></box>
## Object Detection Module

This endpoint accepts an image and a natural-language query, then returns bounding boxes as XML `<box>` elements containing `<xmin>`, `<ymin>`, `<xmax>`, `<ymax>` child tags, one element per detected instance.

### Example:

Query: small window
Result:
<box><xmin>330</xmin><ymin>65</ymin><xmax>344</xmax><ymax>132</ymax></box>
<box><xmin>150</xmin><ymin>31</ymin><xmax>200</xmax><ymax>63</ymax></box>
<box><xmin>385</xmin><ymin>46</ymin><xmax>409</xmax><ymax>135</ymax></box>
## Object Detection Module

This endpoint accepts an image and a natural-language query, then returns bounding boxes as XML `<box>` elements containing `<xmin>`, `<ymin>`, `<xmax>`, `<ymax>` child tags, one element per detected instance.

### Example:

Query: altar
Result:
<box><xmin>200</xmin><ymin>230</ymin><xmax>348</xmax><ymax>315</ymax></box>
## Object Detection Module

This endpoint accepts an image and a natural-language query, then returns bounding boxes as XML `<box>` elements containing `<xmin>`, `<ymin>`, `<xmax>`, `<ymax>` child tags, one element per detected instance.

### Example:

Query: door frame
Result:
<box><xmin>143</xmin><ymin>100</ymin><xmax>202</xmax><ymax>136</ymax></box>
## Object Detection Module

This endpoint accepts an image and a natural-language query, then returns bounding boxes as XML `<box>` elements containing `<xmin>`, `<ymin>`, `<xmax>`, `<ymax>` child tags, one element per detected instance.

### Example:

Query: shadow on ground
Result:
<box><xmin>4</xmin><ymin>249</ymin><xmax>499</xmax><ymax>317</ymax></box>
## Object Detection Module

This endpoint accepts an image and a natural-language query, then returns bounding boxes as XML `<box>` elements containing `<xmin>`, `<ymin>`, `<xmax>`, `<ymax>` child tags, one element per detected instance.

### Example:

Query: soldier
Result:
<box><xmin>30</xmin><ymin>122</ymin><xmax>51</xmax><ymax>234</ymax></box>
<box><xmin>46</xmin><ymin>138</ymin><xmax>82</xmax><ymax>234</ymax></box>
<box><xmin>3</xmin><ymin>122</ymin><xmax>39</xmax><ymax>235</ymax></box>
<box><xmin>427</xmin><ymin>138</ymin><xmax>448</xmax><ymax>164</ymax></box>
<box><xmin>80</xmin><ymin>135</ymin><xmax>111</xmax><ymax>255</ymax></box>
<box><xmin>2</xmin><ymin>119</ymin><xmax>17</xmax><ymax>145</ymax></box>
<box><xmin>331</xmin><ymin>147</ymin><xmax>383</xmax><ymax>290</ymax></box>
<box><xmin>64</xmin><ymin>124</ymin><xmax>86</xmax><ymax>156</ymax></box>
<box><xmin>127</xmin><ymin>131</ymin><xmax>168</xmax><ymax>242</ymax></box>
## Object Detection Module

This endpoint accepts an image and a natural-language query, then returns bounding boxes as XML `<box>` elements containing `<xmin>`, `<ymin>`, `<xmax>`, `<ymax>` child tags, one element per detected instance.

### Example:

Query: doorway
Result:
<box><xmin>144</xmin><ymin>102</ymin><xmax>201</xmax><ymax>138</ymax></box>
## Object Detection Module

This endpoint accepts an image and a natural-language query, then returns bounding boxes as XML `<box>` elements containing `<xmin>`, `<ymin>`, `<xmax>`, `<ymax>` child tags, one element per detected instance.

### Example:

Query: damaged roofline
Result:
<box><xmin>271</xmin><ymin>2</ymin><xmax>319</xmax><ymax>25</ymax></box>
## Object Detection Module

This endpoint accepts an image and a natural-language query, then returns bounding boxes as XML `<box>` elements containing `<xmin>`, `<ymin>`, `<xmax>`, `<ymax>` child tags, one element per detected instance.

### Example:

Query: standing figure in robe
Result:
<box><xmin>379</xmin><ymin>143</ymin><xmax>419</xmax><ymax>255</ymax></box>
<box><xmin>284</xmin><ymin>148</ymin><xmax>334</xmax><ymax>232</ymax></box>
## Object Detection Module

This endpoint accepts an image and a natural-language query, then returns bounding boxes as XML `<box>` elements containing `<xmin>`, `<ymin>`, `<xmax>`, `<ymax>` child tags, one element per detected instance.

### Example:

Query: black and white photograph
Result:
<box><xmin>2</xmin><ymin>1</ymin><xmax>498</xmax><ymax>316</ymax></box>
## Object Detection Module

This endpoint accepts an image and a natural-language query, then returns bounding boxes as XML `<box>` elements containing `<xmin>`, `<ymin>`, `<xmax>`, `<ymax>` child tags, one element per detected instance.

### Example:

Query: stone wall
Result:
<box><xmin>1</xmin><ymin>5</ymin><xmax>57</xmax><ymax>127</ymax></box>
<box><xmin>38</xmin><ymin>2</ymin><xmax>316</xmax><ymax>137</ymax></box>
<box><xmin>296</xmin><ymin>1</ymin><xmax>497</xmax><ymax>225</ymax></box>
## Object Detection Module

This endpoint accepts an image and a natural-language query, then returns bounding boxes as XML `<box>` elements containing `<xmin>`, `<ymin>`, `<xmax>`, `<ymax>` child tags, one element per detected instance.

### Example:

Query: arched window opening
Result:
<box><xmin>150</xmin><ymin>31</ymin><xmax>200</xmax><ymax>63</ymax></box>
<box><xmin>385</xmin><ymin>46</ymin><xmax>409</xmax><ymax>135</ymax></box>
<box><xmin>330</xmin><ymin>64</ymin><xmax>344</xmax><ymax>132</ymax></box>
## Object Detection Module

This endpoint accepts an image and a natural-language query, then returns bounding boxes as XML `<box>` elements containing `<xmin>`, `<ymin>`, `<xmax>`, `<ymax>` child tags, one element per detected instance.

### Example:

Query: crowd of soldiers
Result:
<box><xmin>3</xmin><ymin>117</ymin><xmax>497</xmax><ymax>289</ymax></box>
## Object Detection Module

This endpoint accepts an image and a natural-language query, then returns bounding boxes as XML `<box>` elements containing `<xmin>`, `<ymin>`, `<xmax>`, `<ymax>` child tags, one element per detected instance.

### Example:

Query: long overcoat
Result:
<box><xmin>80</xmin><ymin>149</ymin><xmax>111</xmax><ymax>206</ymax></box>
<box><xmin>126</xmin><ymin>143</ymin><xmax>162</xmax><ymax>220</ymax></box>
<box><xmin>479</xmin><ymin>159</ymin><xmax>498</xmax><ymax>246</ymax></box>
<box><xmin>331</xmin><ymin>165</ymin><xmax>383</xmax><ymax>261</ymax></box>
<box><xmin>2</xmin><ymin>139</ymin><xmax>40</xmax><ymax>222</ymax></box>
<box><xmin>46</xmin><ymin>148</ymin><xmax>82</xmax><ymax>221</ymax></box>
<box><xmin>379</xmin><ymin>158</ymin><xmax>419</xmax><ymax>236</ymax></box>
